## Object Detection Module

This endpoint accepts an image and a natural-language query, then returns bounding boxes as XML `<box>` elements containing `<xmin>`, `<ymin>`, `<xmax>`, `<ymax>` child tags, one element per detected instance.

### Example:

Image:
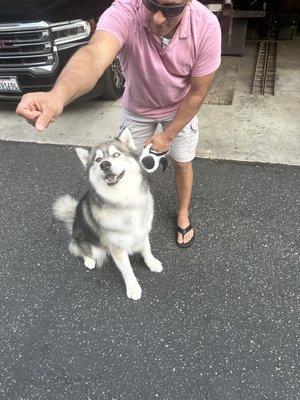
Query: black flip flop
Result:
<box><xmin>176</xmin><ymin>224</ymin><xmax>195</xmax><ymax>248</ymax></box>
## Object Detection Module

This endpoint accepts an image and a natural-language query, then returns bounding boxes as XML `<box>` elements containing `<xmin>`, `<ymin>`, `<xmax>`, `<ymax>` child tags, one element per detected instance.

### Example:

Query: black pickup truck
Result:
<box><xmin>0</xmin><ymin>0</ymin><xmax>125</xmax><ymax>100</ymax></box>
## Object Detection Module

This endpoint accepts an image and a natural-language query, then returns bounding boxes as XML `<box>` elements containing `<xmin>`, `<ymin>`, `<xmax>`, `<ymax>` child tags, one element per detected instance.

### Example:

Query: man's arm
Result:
<box><xmin>16</xmin><ymin>30</ymin><xmax>121</xmax><ymax>131</ymax></box>
<box><xmin>146</xmin><ymin>72</ymin><xmax>216</xmax><ymax>152</ymax></box>
<box><xmin>52</xmin><ymin>31</ymin><xmax>121</xmax><ymax>105</ymax></box>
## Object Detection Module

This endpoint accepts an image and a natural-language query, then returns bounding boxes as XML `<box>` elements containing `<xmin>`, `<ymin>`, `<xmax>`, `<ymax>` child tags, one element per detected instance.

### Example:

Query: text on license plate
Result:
<box><xmin>0</xmin><ymin>77</ymin><xmax>21</xmax><ymax>93</ymax></box>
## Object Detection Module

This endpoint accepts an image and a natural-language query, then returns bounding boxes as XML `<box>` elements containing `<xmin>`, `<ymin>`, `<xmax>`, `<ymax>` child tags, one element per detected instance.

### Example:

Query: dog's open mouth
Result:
<box><xmin>104</xmin><ymin>171</ymin><xmax>125</xmax><ymax>186</ymax></box>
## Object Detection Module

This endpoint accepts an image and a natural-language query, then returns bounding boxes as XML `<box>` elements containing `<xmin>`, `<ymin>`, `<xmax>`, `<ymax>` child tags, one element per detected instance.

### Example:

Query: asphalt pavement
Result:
<box><xmin>0</xmin><ymin>140</ymin><xmax>299</xmax><ymax>400</ymax></box>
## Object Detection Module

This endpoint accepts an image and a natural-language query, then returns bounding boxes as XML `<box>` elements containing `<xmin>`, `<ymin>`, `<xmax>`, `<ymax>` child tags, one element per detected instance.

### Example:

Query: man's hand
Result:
<box><xmin>145</xmin><ymin>132</ymin><xmax>172</xmax><ymax>153</ymax></box>
<box><xmin>15</xmin><ymin>31</ymin><xmax>122</xmax><ymax>133</ymax></box>
<box><xmin>16</xmin><ymin>91</ymin><xmax>64</xmax><ymax>132</ymax></box>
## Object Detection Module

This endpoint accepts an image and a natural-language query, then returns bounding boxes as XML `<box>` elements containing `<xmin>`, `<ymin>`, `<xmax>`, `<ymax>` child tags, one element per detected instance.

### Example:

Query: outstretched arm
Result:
<box><xmin>16</xmin><ymin>30</ymin><xmax>121</xmax><ymax>132</ymax></box>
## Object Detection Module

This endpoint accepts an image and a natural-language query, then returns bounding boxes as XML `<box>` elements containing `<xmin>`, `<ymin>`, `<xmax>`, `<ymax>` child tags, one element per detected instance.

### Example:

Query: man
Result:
<box><xmin>16</xmin><ymin>0</ymin><xmax>221</xmax><ymax>247</ymax></box>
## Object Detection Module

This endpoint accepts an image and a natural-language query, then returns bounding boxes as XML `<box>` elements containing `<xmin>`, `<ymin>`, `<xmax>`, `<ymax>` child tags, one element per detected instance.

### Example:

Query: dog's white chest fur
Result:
<box><xmin>93</xmin><ymin>207</ymin><xmax>148</xmax><ymax>231</ymax></box>
<box><xmin>91</xmin><ymin>193</ymin><xmax>153</xmax><ymax>252</ymax></box>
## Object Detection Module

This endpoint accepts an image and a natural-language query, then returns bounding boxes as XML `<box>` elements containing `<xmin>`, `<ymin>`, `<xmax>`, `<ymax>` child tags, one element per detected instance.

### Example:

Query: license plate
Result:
<box><xmin>0</xmin><ymin>77</ymin><xmax>21</xmax><ymax>93</ymax></box>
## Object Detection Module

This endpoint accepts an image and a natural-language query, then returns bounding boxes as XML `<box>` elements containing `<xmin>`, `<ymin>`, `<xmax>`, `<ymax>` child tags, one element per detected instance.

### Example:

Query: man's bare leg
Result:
<box><xmin>171</xmin><ymin>159</ymin><xmax>194</xmax><ymax>244</ymax></box>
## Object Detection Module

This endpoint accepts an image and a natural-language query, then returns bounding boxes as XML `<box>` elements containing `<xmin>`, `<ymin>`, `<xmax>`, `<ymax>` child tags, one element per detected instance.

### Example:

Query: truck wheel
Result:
<box><xmin>99</xmin><ymin>58</ymin><xmax>125</xmax><ymax>100</ymax></box>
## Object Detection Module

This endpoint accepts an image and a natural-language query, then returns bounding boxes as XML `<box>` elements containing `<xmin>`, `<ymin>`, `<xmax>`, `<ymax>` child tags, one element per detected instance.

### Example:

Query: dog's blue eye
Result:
<box><xmin>113</xmin><ymin>153</ymin><xmax>120</xmax><ymax>158</ymax></box>
<box><xmin>95</xmin><ymin>157</ymin><xmax>102</xmax><ymax>162</ymax></box>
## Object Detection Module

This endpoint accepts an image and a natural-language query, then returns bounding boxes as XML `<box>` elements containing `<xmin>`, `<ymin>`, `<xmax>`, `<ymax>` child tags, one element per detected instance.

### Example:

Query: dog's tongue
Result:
<box><xmin>104</xmin><ymin>171</ymin><xmax>124</xmax><ymax>185</ymax></box>
<box><xmin>105</xmin><ymin>174</ymin><xmax>117</xmax><ymax>183</ymax></box>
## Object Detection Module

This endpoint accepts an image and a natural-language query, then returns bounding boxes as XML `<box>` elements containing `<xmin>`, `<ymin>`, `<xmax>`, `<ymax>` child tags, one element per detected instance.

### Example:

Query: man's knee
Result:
<box><xmin>171</xmin><ymin>158</ymin><xmax>192</xmax><ymax>172</ymax></box>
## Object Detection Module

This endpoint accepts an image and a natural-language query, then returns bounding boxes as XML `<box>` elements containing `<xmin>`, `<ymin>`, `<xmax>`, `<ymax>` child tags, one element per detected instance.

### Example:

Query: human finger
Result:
<box><xmin>35</xmin><ymin>109</ymin><xmax>55</xmax><ymax>132</ymax></box>
<box><xmin>16</xmin><ymin>104</ymin><xmax>41</xmax><ymax>121</ymax></box>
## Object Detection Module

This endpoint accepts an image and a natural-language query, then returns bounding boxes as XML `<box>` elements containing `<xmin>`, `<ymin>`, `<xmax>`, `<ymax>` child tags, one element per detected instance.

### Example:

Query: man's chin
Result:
<box><xmin>150</xmin><ymin>25</ymin><xmax>171</xmax><ymax>37</ymax></box>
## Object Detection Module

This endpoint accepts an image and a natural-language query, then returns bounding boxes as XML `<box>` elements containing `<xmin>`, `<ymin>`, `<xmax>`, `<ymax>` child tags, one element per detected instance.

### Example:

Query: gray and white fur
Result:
<box><xmin>53</xmin><ymin>128</ymin><xmax>162</xmax><ymax>300</ymax></box>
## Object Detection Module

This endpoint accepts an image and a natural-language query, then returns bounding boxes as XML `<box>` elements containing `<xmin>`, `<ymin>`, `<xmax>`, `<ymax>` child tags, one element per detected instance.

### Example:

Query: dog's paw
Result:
<box><xmin>84</xmin><ymin>257</ymin><xmax>96</xmax><ymax>270</ymax></box>
<box><xmin>147</xmin><ymin>257</ymin><xmax>163</xmax><ymax>273</ymax></box>
<box><xmin>126</xmin><ymin>280</ymin><xmax>142</xmax><ymax>301</ymax></box>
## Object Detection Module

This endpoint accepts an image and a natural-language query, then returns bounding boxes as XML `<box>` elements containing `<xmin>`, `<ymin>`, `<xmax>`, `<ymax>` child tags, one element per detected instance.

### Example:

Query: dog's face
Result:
<box><xmin>76</xmin><ymin>128</ymin><xmax>142</xmax><ymax>188</ymax></box>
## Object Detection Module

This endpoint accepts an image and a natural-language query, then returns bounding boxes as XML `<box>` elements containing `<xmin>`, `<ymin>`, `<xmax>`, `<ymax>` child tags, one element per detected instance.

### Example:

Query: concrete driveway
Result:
<box><xmin>1</xmin><ymin>40</ymin><xmax>300</xmax><ymax>166</ymax></box>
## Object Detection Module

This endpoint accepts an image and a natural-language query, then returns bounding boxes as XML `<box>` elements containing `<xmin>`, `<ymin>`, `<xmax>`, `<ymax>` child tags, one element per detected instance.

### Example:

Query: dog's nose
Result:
<box><xmin>100</xmin><ymin>160</ymin><xmax>111</xmax><ymax>172</ymax></box>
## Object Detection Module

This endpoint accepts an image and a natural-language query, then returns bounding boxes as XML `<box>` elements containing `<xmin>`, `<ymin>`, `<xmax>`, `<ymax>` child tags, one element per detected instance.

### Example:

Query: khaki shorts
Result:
<box><xmin>119</xmin><ymin>109</ymin><xmax>199</xmax><ymax>163</ymax></box>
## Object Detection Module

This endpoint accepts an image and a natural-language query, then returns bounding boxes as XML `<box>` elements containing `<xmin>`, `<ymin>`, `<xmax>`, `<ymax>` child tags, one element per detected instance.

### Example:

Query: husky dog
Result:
<box><xmin>53</xmin><ymin>128</ymin><xmax>162</xmax><ymax>301</ymax></box>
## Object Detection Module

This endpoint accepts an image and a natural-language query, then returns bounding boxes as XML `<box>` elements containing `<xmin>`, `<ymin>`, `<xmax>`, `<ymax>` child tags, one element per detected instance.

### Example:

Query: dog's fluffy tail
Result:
<box><xmin>53</xmin><ymin>195</ymin><xmax>77</xmax><ymax>233</ymax></box>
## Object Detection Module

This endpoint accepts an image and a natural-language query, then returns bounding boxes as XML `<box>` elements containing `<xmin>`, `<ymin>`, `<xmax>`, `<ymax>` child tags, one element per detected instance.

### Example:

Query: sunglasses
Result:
<box><xmin>142</xmin><ymin>0</ymin><xmax>188</xmax><ymax>17</ymax></box>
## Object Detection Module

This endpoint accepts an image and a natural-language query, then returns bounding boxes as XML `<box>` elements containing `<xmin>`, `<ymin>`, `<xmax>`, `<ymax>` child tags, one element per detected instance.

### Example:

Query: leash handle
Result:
<box><xmin>147</xmin><ymin>143</ymin><xmax>170</xmax><ymax>156</ymax></box>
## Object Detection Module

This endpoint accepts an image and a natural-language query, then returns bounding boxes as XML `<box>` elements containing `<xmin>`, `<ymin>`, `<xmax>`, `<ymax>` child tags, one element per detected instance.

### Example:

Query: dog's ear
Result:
<box><xmin>75</xmin><ymin>148</ymin><xmax>90</xmax><ymax>168</ymax></box>
<box><xmin>117</xmin><ymin>127</ymin><xmax>136</xmax><ymax>150</ymax></box>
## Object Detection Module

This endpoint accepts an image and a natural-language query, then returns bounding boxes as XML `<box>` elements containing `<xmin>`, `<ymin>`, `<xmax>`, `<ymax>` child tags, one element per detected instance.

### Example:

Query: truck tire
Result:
<box><xmin>99</xmin><ymin>58</ymin><xmax>125</xmax><ymax>100</ymax></box>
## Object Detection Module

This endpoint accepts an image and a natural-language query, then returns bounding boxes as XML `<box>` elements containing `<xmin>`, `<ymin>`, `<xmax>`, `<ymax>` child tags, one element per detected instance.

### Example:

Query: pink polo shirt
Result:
<box><xmin>97</xmin><ymin>0</ymin><xmax>221</xmax><ymax>118</ymax></box>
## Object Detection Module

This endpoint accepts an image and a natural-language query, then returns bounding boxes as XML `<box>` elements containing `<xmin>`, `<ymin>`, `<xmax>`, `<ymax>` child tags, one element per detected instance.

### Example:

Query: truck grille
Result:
<box><xmin>0</xmin><ymin>23</ymin><xmax>55</xmax><ymax>69</ymax></box>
